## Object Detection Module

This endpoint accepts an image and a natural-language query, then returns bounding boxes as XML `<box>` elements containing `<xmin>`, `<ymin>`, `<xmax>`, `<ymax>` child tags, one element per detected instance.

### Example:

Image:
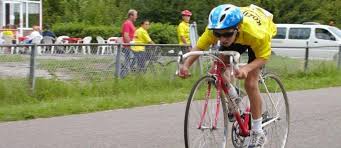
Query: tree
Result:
<box><xmin>43</xmin><ymin>0</ymin><xmax>341</xmax><ymax>32</ymax></box>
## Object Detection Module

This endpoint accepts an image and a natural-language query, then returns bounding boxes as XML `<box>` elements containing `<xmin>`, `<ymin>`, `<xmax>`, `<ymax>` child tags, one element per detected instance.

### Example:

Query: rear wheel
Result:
<box><xmin>259</xmin><ymin>73</ymin><xmax>290</xmax><ymax>148</ymax></box>
<box><xmin>184</xmin><ymin>76</ymin><xmax>229</xmax><ymax>148</ymax></box>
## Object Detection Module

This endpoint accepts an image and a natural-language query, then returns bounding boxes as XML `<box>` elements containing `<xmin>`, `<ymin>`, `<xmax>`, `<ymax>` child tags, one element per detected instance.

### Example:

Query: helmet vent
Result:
<box><xmin>224</xmin><ymin>7</ymin><xmax>230</xmax><ymax>11</ymax></box>
<box><xmin>220</xmin><ymin>14</ymin><xmax>226</xmax><ymax>22</ymax></box>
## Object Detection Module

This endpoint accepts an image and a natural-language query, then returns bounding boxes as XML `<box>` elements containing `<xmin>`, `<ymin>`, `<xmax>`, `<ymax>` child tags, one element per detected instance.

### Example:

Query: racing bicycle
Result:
<box><xmin>178</xmin><ymin>50</ymin><xmax>290</xmax><ymax>148</ymax></box>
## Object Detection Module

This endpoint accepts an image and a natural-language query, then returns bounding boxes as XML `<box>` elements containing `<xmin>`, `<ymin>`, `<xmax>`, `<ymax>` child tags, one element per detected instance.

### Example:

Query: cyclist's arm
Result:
<box><xmin>244</xmin><ymin>58</ymin><xmax>267</xmax><ymax>72</ymax></box>
<box><xmin>183</xmin><ymin>46</ymin><xmax>201</xmax><ymax>68</ymax></box>
<box><xmin>236</xmin><ymin>58</ymin><xmax>267</xmax><ymax>79</ymax></box>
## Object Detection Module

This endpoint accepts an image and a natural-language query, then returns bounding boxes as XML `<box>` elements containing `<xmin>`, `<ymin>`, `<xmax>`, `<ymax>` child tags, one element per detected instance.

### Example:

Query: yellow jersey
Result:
<box><xmin>131</xmin><ymin>27</ymin><xmax>152</xmax><ymax>52</ymax></box>
<box><xmin>196</xmin><ymin>6</ymin><xmax>277</xmax><ymax>60</ymax></box>
<box><xmin>177</xmin><ymin>21</ymin><xmax>190</xmax><ymax>45</ymax></box>
<box><xmin>2</xmin><ymin>30</ymin><xmax>14</xmax><ymax>36</ymax></box>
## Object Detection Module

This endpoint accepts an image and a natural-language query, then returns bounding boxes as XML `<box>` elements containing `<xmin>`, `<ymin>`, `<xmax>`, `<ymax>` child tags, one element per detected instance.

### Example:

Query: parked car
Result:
<box><xmin>271</xmin><ymin>24</ymin><xmax>341</xmax><ymax>60</ymax></box>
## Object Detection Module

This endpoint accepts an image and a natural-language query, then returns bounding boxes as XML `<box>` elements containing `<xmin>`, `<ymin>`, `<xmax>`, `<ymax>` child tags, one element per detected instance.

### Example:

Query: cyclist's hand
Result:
<box><xmin>178</xmin><ymin>64</ymin><xmax>191</xmax><ymax>79</ymax></box>
<box><xmin>235</xmin><ymin>68</ymin><xmax>248</xmax><ymax>79</ymax></box>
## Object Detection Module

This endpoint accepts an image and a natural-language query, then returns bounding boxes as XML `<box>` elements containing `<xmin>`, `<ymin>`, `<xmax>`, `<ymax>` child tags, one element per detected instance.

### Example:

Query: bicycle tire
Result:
<box><xmin>259</xmin><ymin>73</ymin><xmax>290</xmax><ymax>148</ymax></box>
<box><xmin>184</xmin><ymin>76</ymin><xmax>229</xmax><ymax>148</ymax></box>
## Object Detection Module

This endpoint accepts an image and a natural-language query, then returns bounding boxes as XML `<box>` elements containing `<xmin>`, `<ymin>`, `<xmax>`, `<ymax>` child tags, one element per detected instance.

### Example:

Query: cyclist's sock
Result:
<box><xmin>252</xmin><ymin>117</ymin><xmax>263</xmax><ymax>133</ymax></box>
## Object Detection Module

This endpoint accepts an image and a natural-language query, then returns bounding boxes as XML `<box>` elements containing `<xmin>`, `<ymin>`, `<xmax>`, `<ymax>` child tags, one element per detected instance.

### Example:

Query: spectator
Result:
<box><xmin>328</xmin><ymin>19</ymin><xmax>336</xmax><ymax>26</ymax></box>
<box><xmin>177</xmin><ymin>10</ymin><xmax>192</xmax><ymax>50</ymax></box>
<box><xmin>9</xmin><ymin>25</ymin><xmax>18</xmax><ymax>44</ymax></box>
<box><xmin>120</xmin><ymin>9</ymin><xmax>138</xmax><ymax>77</ymax></box>
<box><xmin>24</xmin><ymin>25</ymin><xmax>42</xmax><ymax>44</ymax></box>
<box><xmin>2</xmin><ymin>25</ymin><xmax>14</xmax><ymax>43</ymax></box>
<box><xmin>42</xmin><ymin>25</ymin><xmax>56</xmax><ymax>38</ymax></box>
<box><xmin>1</xmin><ymin>25</ymin><xmax>15</xmax><ymax>53</ymax></box>
<box><xmin>19</xmin><ymin>25</ymin><xmax>43</xmax><ymax>54</ymax></box>
<box><xmin>131</xmin><ymin>20</ymin><xmax>155</xmax><ymax>72</ymax></box>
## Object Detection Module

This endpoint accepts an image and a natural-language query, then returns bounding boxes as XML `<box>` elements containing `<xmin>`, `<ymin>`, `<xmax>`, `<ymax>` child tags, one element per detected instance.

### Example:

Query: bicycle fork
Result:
<box><xmin>197</xmin><ymin>82</ymin><xmax>211</xmax><ymax>129</ymax></box>
<box><xmin>197</xmin><ymin>79</ymin><xmax>221</xmax><ymax>130</ymax></box>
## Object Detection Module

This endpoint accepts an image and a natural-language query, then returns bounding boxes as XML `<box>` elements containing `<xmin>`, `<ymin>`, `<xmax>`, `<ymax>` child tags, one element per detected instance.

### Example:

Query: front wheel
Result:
<box><xmin>184</xmin><ymin>76</ymin><xmax>229</xmax><ymax>148</ymax></box>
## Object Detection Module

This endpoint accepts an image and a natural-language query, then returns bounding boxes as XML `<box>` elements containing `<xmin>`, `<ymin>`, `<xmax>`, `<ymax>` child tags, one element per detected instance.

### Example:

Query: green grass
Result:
<box><xmin>0</xmin><ymin>91</ymin><xmax>189</xmax><ymax>121</ymax></box>
<box><xmin>0</xmin><ymin>55</ymin><xmax>341</xmax><ymax>122</ymax></box>
<box><xmin>0</xmin><ymin>75</ymin><xmax>198</xmax><ymax>121</ymax></box>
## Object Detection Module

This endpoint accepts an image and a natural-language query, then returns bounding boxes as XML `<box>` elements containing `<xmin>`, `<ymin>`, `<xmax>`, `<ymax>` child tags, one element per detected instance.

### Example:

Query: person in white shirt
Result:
<box><xmin>25</xmin><ymin>25</ymin><xmax>42</xmax><ymax>44</ymax></box>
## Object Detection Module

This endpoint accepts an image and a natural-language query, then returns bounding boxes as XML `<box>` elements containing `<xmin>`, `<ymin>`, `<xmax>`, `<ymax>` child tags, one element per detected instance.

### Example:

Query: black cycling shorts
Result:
<box><xmin>219</xmin><ymin>43</ymin><xmax>256</xmax><ymax>63</ymax></box>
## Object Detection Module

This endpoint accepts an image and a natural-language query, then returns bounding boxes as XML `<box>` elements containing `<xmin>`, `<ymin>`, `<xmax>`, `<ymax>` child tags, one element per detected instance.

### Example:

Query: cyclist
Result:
<box><xmin>178</xmin><ymin>4</ymin><xmax>277</xmax><ymax>148</ymax></box>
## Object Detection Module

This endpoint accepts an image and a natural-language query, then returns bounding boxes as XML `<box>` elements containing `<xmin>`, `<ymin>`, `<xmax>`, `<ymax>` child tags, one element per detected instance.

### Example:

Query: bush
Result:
<box><xmin>148</xmin><ymin>22</ymin><xmax>178</xmax><ymax>44</ymax></box>
<box><xmin>52</xmin><ymin>23</ymin><xmax>87</xmax><ymax>37</ymax></box>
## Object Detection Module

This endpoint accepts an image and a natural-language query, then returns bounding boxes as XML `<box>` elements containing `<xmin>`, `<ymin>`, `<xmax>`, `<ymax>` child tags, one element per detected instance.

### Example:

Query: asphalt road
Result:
<box><xmin>0</xmin><ymin>87</ymin><xmax>340</xmax><ymax>148</ymax></box>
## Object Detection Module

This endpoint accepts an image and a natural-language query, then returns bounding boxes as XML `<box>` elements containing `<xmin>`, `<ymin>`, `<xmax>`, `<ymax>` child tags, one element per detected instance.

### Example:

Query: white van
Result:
<box><xmin>271</xmin><ymin>24</ymin><xmax>341</xmax><ymax>60</ymax></box>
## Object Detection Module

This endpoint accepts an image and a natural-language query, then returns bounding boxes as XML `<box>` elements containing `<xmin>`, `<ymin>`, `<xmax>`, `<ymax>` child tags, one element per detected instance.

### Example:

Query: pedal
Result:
<box><xmin>262</xmin><ymin>111</ymin><xmax>272</xmax><ymax>123</ymax></box>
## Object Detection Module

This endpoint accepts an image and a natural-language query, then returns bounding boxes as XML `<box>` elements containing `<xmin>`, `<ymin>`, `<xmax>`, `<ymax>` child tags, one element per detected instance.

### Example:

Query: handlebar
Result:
<box><xmin>176</xmin><ymin>50</ymin><xmax>241</xmax><ymax>76</ymax></box>
<box><xmin>178</xmin><ymin>51</ymin><xmax>241</xmax><ymax>64</ymax></box>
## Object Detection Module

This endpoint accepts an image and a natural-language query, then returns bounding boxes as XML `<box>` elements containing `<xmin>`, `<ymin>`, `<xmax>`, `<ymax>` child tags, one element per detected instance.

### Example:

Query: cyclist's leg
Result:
<box><xmin>245</xmin><ymin>50</ymin><xmax>267</xmax><ymax>147</ymax></box>
<box><xmin>245</xmin><ymin>49</ymin><xmax>262</xmax><ymax>122</ymax></box>
<box><xmin>245</xmin><ymin>67</ymin><xmax>268</xmax><ymax>147</ymax></box>
<box><xmin>245</xmin><ymin>68</ymin><xmax>262</xmax><ymax>125</ymax></box>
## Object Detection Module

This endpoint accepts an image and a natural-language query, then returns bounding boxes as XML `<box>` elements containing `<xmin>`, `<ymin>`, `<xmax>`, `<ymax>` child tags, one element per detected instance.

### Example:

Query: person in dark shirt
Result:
<box><xmin>42</xmin><ymin>25</ymin><xmax>56</xmax><ymax>38</ymax></box>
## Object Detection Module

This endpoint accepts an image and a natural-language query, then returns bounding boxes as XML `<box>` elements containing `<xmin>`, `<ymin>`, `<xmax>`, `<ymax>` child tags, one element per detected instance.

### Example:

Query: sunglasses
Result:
<box><xmin>213</xmin><ymin>30</ymin><xmax>236</xmax><ymax>38</ymax></box>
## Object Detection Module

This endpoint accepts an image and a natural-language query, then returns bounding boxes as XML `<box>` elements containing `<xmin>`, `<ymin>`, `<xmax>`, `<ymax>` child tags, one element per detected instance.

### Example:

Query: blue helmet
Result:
<box><xmin>208</xmin><ymin>4</ymin><xmax>243</xmax><ymax>30</ymax></box>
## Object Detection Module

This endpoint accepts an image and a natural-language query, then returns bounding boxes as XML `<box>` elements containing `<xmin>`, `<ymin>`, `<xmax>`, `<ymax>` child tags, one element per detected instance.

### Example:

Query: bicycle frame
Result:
<box><xmin>199</xmin><ymin>59</ymin><xmax>251</xmax><ymax>137</ymax></box>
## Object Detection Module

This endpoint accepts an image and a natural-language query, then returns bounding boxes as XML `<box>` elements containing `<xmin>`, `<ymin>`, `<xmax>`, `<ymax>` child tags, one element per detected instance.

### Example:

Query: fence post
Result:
<box><xmin>337</xmin><ymin>45</ymin><xmax>341</xmax><ymax>69</ymax></box>
<box><xmin>304</xmin><ymin>41</ymin><xmax>309</xmax><ymax>72</ymax></box>
<box><xmin>115</xmin><ymin>44</ymin><xmax>122</xmax><ymax>78</ymax></box>
<box><xmin>29</xmin><ymin>44</ymin><xmax>37</xmax><ymax>94</ymax></box>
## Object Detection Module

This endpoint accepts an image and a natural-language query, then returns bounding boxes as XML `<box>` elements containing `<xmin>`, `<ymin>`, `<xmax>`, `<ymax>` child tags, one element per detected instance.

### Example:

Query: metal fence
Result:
<box><xmin>271</xmin><ymin>44</ymin><xmax>341</xmax><ymax>72</ymax></box>
<box><xmin>0</xmin><ymin>43</ymin><xmax>188</xmax><ymax>92</ymax></box>
<box><xmin>0</xmin><ymin>43</ymin><xmax>340</xmax><ymax>93</ymax></box>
